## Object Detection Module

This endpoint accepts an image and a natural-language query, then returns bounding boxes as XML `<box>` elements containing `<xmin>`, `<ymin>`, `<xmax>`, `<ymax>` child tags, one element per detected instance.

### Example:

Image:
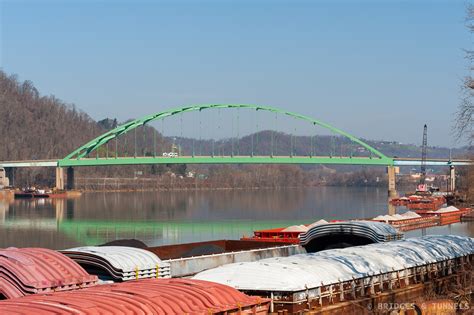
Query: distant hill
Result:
<box><xmin>167</xmin><ymin>131</ymin><xmax>468</xmax><ymax>162</ymax></box>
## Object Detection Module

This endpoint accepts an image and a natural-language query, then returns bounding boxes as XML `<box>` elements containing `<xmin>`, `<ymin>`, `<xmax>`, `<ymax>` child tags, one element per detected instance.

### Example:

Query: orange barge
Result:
<box><xmin>414</xmin><ymin>206</ymin><xmax>472</xmax><ymax>226</ymax></box>
<box><xmin>241</xmin><ymin>220</ymin><xmax>329</xmax><ymax>244</ymax></box>
<box><xmin>241</xmin><ymin>227</ymin><xmax>302</xmax><ymax>244</ymax></box>
<box><xmin>371</xmin><ymin>215</ymin><xmax>439</xmax><ymax>231</ymax></box>
<box><xmin>390</xmin><ymin>195</ymin><xmax>446</xmax><ymax>211</ymax></box>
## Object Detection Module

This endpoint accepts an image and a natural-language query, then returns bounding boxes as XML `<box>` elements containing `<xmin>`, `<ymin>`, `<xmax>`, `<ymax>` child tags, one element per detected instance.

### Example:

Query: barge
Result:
<box><xmin>427</xmin><ymin>206</ymin><xmax>471</xmax><ymax>226</ymax></box>
<box><xmin>0</xmin><ymin>279</ymin><xmax>271</xmax><ymax>314</ymax></box>
<box><xmin>240</xmin><ymin>220</ymin><xmax>329</xmax><ymax>244</ymax></box>
<box><xmin>83</xmin><ymin>239</ymin><xmax>306</xmax><ymax>278</ymax></box>
<box><xmin>194</xmin><ymin>235</ymin><xmax>474</xmax><ymax>313</ymax></box>
<box><xmin>371</xmin><ymin>211</ymin><xmax>439</xmax><ymax>231</ymax></box>
<box><xmin>240</xmin><ymin>228</ymin><xmax>303</xmax><ymax>244</ymax></box>
<box><xmin>147</xmin><ymin>239</ymin><xmax>306</xmax><ymax>278</ymax></box>
<box><xmin>390</xmin><ymin>195</ymin><xmax>446</xmax><ymax>211</ymax></box>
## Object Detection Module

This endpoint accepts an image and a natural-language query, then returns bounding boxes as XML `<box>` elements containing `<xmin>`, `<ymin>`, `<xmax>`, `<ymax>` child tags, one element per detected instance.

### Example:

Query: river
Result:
<box><xmin>0</xmin><ymin>187</ymin><xmax>472</xmax><ymax>249</ymax></box>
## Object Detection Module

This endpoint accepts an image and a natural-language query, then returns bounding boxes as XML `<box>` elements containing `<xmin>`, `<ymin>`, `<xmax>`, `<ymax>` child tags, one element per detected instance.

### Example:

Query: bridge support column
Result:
<box><xmin>55</xmin><ymin>167</ymin><xmax>64</xmax><ymax>190</ymax></box>
<box><xmin>387</xmin><ymin>166</ymin><xmax>398</xmax><ymax>215</ymax></box>
<box><xmin>5</xmin><ymin>167</ymin><xmax>14</xmax><ymax>187</ymax></box>
<box><xmin>66</xmin><ymin>167</ymin><xmax>75</xmax><ymax>190</ymax></box>
<box><xmin>387</xmin><ymin>166</ymin><xmax>398</xmax><ymax>199</ymax></box>
<box><xmin>449</xmin><ymin>165</ymin><xmax>456</xmax><ymax>192</ymax></box>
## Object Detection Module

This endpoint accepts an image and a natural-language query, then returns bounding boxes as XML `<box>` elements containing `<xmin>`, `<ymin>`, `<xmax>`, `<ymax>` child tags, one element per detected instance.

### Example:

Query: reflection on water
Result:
<box><xmin>0</xmin><ymin>187</ymin><xmax>472</xmax><ymax>249</ymax></box>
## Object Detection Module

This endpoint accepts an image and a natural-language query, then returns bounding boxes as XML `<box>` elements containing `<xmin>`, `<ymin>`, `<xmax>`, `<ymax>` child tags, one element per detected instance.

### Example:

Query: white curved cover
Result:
<box><xmin>63</xmin><ymin>246</ymin><xmax>165</xmax><ymax>273</ymax></box>
<box><xmin>194</xmin><ymin>235</ymin><xmax>474</xmax><ymax>292</ymax></box>
<box><xmin>299</xmin><ymin>221</ymin><xmax>402</xmax><ymax>245</ymax></box>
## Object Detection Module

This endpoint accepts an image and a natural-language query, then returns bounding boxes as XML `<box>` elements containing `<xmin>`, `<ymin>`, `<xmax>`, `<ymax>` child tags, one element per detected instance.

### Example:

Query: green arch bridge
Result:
<box><xmin>59</xmin><ymin>104</ymin><xmax>394</xmax><ymax>167</ymax></box>
<box><xmin>1</xmin><ymin>104</ymin><xmax>469</xmax><ymax>193</ymax></box>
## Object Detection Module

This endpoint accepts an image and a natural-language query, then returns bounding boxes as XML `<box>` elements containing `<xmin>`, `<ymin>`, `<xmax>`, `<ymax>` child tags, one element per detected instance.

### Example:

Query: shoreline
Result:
<box><xmin>74</xmin><ymin>184</ymin><xmax>394</xmax><ymax>193</ymax></box>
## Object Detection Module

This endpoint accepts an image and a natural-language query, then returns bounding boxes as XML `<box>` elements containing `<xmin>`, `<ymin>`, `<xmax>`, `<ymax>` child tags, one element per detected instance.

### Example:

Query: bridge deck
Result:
<box><xmin>0</xmin><ymin>157</ymin><xmax>471</xmax><ymax>168</ymax></box>
<box><xmin>58</xmin><ymin>155</ymin><xmax>394</xmax><ymax>167</ymax></box>
<box><xmin>393</xmin><ymin>158</ymin><xmax>471</xmax><ymax>166</ymax></box>
<box><xmin>0</xmin><ymin>160</ymin><xmax>58</xmax><ymax>168</ymax></box>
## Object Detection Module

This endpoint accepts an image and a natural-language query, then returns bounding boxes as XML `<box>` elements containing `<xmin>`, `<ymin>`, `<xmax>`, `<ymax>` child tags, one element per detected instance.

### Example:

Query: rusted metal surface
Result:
<box><xmin>0</xmin><ymin>278</ymin><xmax>271</xmax><ymax>314</ymax></box>
<box><xmin>0</xmin><ymin>278</ymin><xmax>23</xmax><ymax>299</ymax></box>
<box><xmin>61</xmin><ymin>246</ymin><xmax>171</xmax><ymax>281</ymax></box>
<box><xmin>0</xmin><ymin>247</ymin><xmax>97</xmax><ymax>299</ymax></box>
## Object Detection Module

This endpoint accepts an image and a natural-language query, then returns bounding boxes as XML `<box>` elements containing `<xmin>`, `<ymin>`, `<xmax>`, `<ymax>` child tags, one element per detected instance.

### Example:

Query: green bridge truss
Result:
<box><xmin>59</xmin><ymin>104</ymin><xmax>394</xmax><ymax>167</ymax></box>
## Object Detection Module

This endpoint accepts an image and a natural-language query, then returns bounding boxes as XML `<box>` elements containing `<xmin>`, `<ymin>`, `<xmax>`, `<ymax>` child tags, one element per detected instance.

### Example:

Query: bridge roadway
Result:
<box><xmin>0</xmin><ymin>157</ymin><xmax>471</xmax><ymax>168</ymax></box>
<box><xmin>0</xmin><ymin>156</ymin><xmax>469</xmax><ymax>196</ymax></box>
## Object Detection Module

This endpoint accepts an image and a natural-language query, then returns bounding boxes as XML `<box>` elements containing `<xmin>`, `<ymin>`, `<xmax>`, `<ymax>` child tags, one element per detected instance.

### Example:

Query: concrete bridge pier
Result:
<box><xmin>387</xmin><ymin>166</ymin><xmax>398</xmax><ymax>199</ymax></box>
<box><xmin>66</xmin><ymin>167</ymin><xmax>75</xmax><ymax>190</ymax></box>
<box><xmin>449</xmin><ymin>165</ymin><xmax>456</xmax><ymax>192</ymax></box>
<box><xmin>4</xmin><ymin>167</ymin><xmax>14</xmax><ymax>187</ymax></box>
<box><xmin>55</xmin><ymin>167</ymin><xmax>64</xmax><ymax>190</ymax></box>
<box><xmin>55</xmin><ymin>167</ymin><xmax>75</xmax><ymax>190</ymax></box>
<box><xmin>387</xmin><ymin>166</ymin><xmax>398</xmax><ymax>215</ymax></box>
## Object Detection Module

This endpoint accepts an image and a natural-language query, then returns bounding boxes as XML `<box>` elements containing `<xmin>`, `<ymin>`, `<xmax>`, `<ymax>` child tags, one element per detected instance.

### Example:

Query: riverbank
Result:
<box><xmin>71</xmin><ymin>175</ymin><xmax>419</xmax><ymax>192</ymax></box>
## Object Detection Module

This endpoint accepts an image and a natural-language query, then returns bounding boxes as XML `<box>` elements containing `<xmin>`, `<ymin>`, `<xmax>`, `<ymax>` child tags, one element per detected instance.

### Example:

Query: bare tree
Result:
<box><xmin>455</xmin><ymin>5</ymin><xmax>474</xmax><ymax>144</ymax></box>
<box><xmin>454</xmin><ymin>5</ymin><xmax>474</xmax><ymax>203</ymax></box>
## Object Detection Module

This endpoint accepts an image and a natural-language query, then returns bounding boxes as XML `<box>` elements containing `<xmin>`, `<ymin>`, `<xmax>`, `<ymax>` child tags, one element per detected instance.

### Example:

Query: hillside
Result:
<box><xmin>0</xmin><ymin>71</ymin><xmax>103</xmax><ymax>161</ymax></box>
<box><xmin>169</xmin><ymin>132</ymin><xmax>468</xmax><ymax>162</ymax></box>
<box><xmin>0</xmin><ymin>71</ymin><xmax>170</xmax><ymax>186</ymax></box>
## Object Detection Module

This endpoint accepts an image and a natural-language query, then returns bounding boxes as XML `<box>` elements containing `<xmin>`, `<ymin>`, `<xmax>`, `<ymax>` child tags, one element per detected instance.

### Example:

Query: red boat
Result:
<box><xmin>14</xmin><ymin>190</ymin><xmax>67</xmax><ymax>199</ymax></box>
<box><xmin>241</xmin><ymin>227</ymin><xmax>302</xmax><ymax>244</ymax></box>
<box><xmin>241</xmin><ymin>220</ymin><xmax>331</xmax><ymax>244</ymax></box>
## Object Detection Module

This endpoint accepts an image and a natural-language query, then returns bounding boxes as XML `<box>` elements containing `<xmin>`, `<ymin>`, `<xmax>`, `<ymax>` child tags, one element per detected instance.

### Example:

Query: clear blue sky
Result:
<box><xmin>0</xmin><ymin>0</ymin><xmax>471</xmax><ymax>147</ymax></box>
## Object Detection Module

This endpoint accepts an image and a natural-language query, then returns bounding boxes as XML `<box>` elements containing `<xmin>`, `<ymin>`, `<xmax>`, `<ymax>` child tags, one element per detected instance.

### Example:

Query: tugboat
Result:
<box><xmin>14</xmin><ymin>187</ymin><xmax>67</xmax><ymax>199</ymax></box>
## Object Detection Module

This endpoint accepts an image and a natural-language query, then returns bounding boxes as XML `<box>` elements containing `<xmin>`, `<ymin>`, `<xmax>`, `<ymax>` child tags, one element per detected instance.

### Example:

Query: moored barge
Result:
<box><xmin>194</xmin><ymin>235</ymin><xmax>474</xmax><ymax>313</ymax></box>
<box><xmin>94</xmin><ymin>239</ymin><xmax>306</xmax><ymax>278</ymax></box>
<box><xmin>371</xmin><ymin>211</ymin><xmax>439</xmax><ymax>231</ymax></box>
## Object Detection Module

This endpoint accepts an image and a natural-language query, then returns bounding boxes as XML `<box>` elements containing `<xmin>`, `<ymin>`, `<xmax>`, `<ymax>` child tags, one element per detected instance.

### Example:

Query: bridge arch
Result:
<box><xmin>60</xmin><ymin>104</ymin><xmax>392</xmax><ymax>165</ymax></box>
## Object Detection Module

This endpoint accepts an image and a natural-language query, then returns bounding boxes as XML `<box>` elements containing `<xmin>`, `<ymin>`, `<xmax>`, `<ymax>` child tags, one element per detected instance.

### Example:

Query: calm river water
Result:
<box><xmin>0</xmin><ymin>187</ymin><xmax>472</xmax><ymax>249</ymax></box>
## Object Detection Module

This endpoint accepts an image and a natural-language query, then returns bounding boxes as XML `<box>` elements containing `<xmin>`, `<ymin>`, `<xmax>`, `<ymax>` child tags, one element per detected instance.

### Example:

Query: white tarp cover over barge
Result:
<box><xmin>194</xmin><ymin>235</ymin><xmax>474</xmax><ymax>313</ymax></box>
<box><xmin>61</xmin><ymin>246</ymin><xmax>171</xmax><ymax>281</ymax></box>
<box><xmin>299</xmin><ymin>221</ymin><xmax>404</xmax><ymax>252</ymax></box>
